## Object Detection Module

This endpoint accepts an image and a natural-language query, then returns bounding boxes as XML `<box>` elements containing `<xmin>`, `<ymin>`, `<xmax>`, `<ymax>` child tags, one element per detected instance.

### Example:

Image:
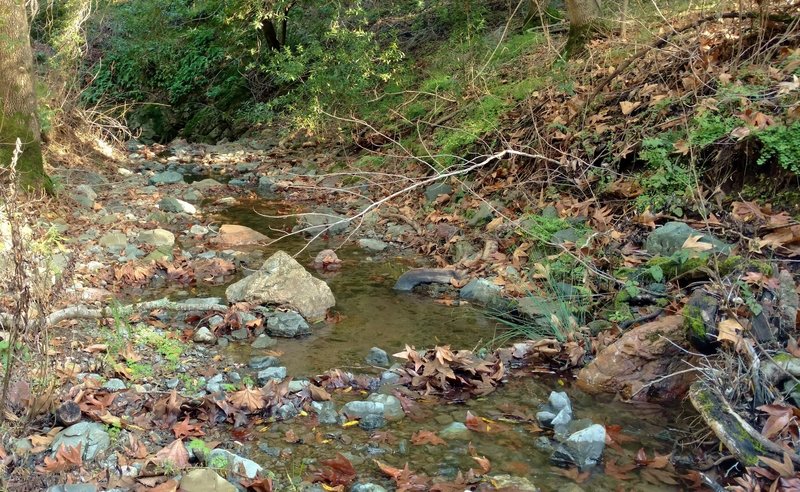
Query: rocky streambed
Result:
<box><xmin>3</xmin><ymin>138</ymin><xmax>707</xmax><ymax>491</ymax></box>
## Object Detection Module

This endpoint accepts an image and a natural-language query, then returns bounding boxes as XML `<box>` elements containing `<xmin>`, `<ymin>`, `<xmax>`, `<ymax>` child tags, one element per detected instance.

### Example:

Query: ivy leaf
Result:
<box><xmin>648</xmin><ymin>265</ymin><xmax>664</xmax><ymax>282</ymax></box>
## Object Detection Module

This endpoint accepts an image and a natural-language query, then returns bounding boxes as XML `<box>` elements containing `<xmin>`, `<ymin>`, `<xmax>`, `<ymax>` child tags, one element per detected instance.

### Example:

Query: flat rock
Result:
<box><xmin>72</xmin><ymin>184</ymin><xmax>97</xmax><ymax>208</ymax></box>
<box><xmin>191</xmin><ymin>178</ymin><xmax>224</xmax><ymax>192</ymax></box>
<box><xmin>159</xmin><ymin>197</ymin><xmax>196</xmax><ymax>214</ymax></box>
<box><xmin>225</xmin><ymin>251</ymin><xmax>335</xmax><ymax>322</ymax></box>
<box><xmin>51</xmin><ymin>422</ymin><xmax>110</xmax><ymax>461</ymax></box>
<box><xmin>576</xmin><ymin>315</ymin><xmax>696</xmax><ymax>401</ymax></box>
<box><xmin>193</xmin><ymin>327</ymin><xmax>216</xmax><ymax>344</ymax></box>
<box><xmin>292</xmin><ymin>207</ymin><xmax>349</xmax><ymax>236</ymax></box>
<box><xmin>149</xmin><ymin>170</ymin><xmax>184</xmax><ymax>186</ymax></box>
<box><xmin>99</xmin><ymin>231</ymin><xmax>127</xmax><ymax>250</ymax></box>
<box><xmin>342</xmin><ymin>400</ymin><xmax>384</xmax><ymax>419</ymax></box>
<box><xmin>266</xmin><ymin>312</ymin><xmax>310</xmax><ymax>337</ymax></box>
<box><xmin>425</xmin><ymin>182</ymin><xmax>452</xmax><ymax>201</ymax></box>
<box><xmin>358</xmin><ymin>238</ymin><xmax>388</xmax><ymax>252</ymax></box>
<box><xmin>180</xmin><ymin>468</ymin><xmax>236</xmax><ymax>492</ymax></box>
<box><xmin>213</xmin><ymin>224</ymin><xmax>268</xmax><ymax>247</ymax></box>
<box><xmin>137</xmin><ymin>229</ymin><xmax>175</xmax><ymax>248</ymax></box>
<box><xmin>365</xmin><ymin>347</ymin><xmax>389</xmax><ymax>367</ymax></box>
<box><xmin>251</xmin><ymin>334</ymin><xmax>276</xmax><ymax>349</ymax></box>
<box><xmin>257</xmin><ymin>366</ymin><xmax>287</xmax><ymax>384</ymax></box>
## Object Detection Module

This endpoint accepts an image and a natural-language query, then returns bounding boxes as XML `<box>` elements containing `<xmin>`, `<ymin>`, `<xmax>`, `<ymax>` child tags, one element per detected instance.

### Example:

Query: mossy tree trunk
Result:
<box><xmin>0</xmin><ymin>0</ymin><xmax>52</xmax><ymax>192</ymax></box>
<box><xmin>564</xmin><ymin>0</ymin><xmax>603</xmax><ymax>58</ymax></box>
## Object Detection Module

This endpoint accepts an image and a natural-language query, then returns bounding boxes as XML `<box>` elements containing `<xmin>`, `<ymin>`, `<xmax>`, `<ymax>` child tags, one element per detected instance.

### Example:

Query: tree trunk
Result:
<box><xmin>0</xmin><ymin>0</ymin><xmax>52</xmax><ymax>192</ymax></box>
<box><xmin>564</xmin><ymin>0</ymin><xmax>603</xmax><ymax>58</ymax></box>
<box><xmin>261</xmin><ymin>18</ymin><xmax>282</xmax><ymax>51</ymax></box>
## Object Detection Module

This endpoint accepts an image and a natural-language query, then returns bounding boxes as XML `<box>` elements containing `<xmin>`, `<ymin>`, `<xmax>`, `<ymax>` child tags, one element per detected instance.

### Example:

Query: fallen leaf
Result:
<box><xmin>410</xmin><ymin>430</ymin><xmax>446</xmax><ymax>446</ymax></box>
<box><xmin>717</xmin><ymin>318</ymin><xmax>743</xmax><ymax>344</ymax></box>
<box><xmin>230</xmin><ymin>387</ymin><xmax>265</xmax><ymax>412</ymax></box>
<box><xmin>620</xmin><ymin>101</ymin><xmax>641</xmax><ymax>115</ymax></box>
<box><xmin>154</xmin><ymin>439</ymin><xmax>189</xmax><ymax>469</ymax></box>
<box><xmin>682</xmin><ymin>235</ymin><xmax>713</xmax><ymax>251</ymax></box>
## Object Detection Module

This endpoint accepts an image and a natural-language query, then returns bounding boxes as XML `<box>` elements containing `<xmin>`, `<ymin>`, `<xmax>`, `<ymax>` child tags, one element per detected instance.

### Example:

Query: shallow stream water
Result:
<box><xmin>176</xmin><ymin>198</ymin><xmax>687</xmax><ymax>490</ymax></box>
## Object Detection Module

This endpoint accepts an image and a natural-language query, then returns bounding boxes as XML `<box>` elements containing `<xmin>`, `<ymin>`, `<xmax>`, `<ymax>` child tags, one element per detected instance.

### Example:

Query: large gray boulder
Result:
<box><xmin>645</xmin><ymin>221</ymin><xmax>731</xmax><ymax>257</ymax></box>
<box><xmin>225</xmin><ymin>251</ymin><xmax>335</xmax><ymax>322</ymax></box>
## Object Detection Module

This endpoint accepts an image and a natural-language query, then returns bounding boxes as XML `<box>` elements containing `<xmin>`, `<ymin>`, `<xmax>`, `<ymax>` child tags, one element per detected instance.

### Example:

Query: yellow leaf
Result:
<box><xmin>342</xmin><ymin>420</ymin><xmax>359</xmax><ymax>428</ymax></box>
<box><xmin>682</xmin><ymin>235</ymin><xmax>713</xmax><ymax>251</ymax></box>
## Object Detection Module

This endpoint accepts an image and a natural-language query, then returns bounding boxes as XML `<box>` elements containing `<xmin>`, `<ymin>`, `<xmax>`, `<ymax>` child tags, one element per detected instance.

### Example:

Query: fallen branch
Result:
<box><xmin>259</xmin><ymin>147</ymin><xmax>561</xmax><ymax>256</ymax></box>
<box><xmin>0</xmin><ymin>297</ymin><xmax>228</xmax><ymax>328</ymax></box>
<box><xmin>689</xmin><ymin>381</ymin><xmax>800</xmax><ymax>468</ymax></box>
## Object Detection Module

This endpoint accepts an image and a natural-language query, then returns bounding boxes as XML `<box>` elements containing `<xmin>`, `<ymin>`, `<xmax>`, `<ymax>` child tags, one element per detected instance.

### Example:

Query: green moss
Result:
<box><xmin>772</xmin><ymin>352</ymin><xmax>794</xmax><ymax>363</ymax></box>
<box><xmin>0</xmin><ymin>111</ymin><xmax>52</xmax><ymax>192</ymax></box>
<box><xmin>645</xmin><ymin>254</ymin><xmax>710</xmax><ymax>280</ymax></box>
<box><xmin>683</xmin><ymin>305</ymin><xmax>706</xmax><ymax>338</ymax></box>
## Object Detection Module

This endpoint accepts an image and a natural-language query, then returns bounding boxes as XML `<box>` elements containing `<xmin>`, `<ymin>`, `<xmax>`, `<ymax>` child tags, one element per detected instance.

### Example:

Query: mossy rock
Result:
<box><xmin>682</xmin><ymin>290</ymin><xmax>719</xmax><ymax>354</ymax></box>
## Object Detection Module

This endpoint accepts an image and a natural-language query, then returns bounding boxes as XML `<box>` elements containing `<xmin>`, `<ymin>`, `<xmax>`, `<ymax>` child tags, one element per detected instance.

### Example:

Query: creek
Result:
<box><xmin>158</xmin><ymin>196</ymin><xmax>687</xmax><ymax>490</ymax></box>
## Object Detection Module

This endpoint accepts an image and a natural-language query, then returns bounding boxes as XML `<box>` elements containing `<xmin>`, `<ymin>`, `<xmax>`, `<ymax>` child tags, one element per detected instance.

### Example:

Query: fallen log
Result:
<box><xmin>689</xmin><ymin>381</ymin><xmax>800</xmax><ymax>468</ymax></box>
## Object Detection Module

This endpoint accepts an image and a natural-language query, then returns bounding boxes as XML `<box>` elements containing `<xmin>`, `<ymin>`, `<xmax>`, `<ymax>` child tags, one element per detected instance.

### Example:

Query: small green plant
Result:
<box><xmin>107</xmin><ymin>425</ymin><xmax>122</xmax><ymax>442</ymax></box>
<box><xmin>188</xmin><ymin>438</ymin><xmax>211</xmax><ymax>460</ymax></box>
<box><xmin>127</xmin><ymin>362</ymin><xmax>153</xmax><ymax>380</ymax></box>
<box><xmin>488</xmin><ymin>277</ymin><xmax>586</xmax><ymax>346</ymax></box>
<box><xmin>755</xmin><ymin>122</ymin><xmax>800</xmax><ymax>173</ymax></box>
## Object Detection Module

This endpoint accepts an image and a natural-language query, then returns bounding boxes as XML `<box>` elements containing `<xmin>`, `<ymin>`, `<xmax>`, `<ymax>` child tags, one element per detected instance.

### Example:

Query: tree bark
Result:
<box><xmin>261</xmin><ymin>18</ymin><xmax>282</xmax><ymax>51</ymax></box>
<box><xmin>564</xmin><ymin>0</ymin><xmax>603</xmax><ymax>57</ymax></box>
<box><xmin>0</xmin><ymin>0</ymin><xmax>52</xmax><ymax>192</ymax></box>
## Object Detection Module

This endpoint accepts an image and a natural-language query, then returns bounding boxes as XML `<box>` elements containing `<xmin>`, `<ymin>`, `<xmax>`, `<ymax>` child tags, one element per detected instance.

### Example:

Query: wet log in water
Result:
<box><xmin>689</xmin><ymin>381</ymin><xmax>800</xmax><ymax>468</ymax></box>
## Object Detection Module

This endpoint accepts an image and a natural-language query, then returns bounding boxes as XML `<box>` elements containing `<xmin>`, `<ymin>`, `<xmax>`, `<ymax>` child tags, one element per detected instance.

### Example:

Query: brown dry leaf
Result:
<box><xmin>633</xmin><ymin>210</ymin><xmax>658</xmax><ymax>229</ymax></box>
<box><xmin>620</xmin><ymin>101</ymin><xmax>641</xmax><ymax>115</ymax></box>
<box><xmin>154</xmin><ymin>439</ymin><xmax>189</xmax><ymax>469</ymax></box>
<box><xmin>308</xmin><ymin>384</ymin><xmax>331</xmax><ymax>401</ymax></box>
<box><xmin>148</xmin><ymin>479</ymin><xmax>179</xmax><ymax>492</ymax></box>
<box><xmin>410</xmin><ymin>430</ymin><xmax>446</xmax><ymax>446</ymax></box>
<box><xmin>717</xmin><ymin>319</ymin><xmax>743</xmax><ymax>344</ymax></box>
<box><xmin>682</xmin><ymin>235</ymin><xmax>713</xmax><ymax>251</ymax></box>
<box><xmin>172</xmin><ymin>416</ymin><xmax>205</xmax><ymax>439</ymax></box>
<box><xmin>84</xmin><ymin>344</ymin><xmax>108</xmax><ymax>353</ymax></box>
<box><xmin>759</xmin><ymin>225</ymin><xmax>800</xmax><ymax>249</ymax></box>
<box><xmin>471</xmin><ymin>455</ymin><xmax>491</xmax><ymax>474</ymax></box>
<box><xmin>312</xmin><ymin>453</ymin><xmax>357</xmax><ymax>487</ymax></box>
<box><xmin>37</xmin><ymin>443</ymin><xmax>83</xmax><ymax>472</ymax></box>
<box><xmin>229</xmin><ymin>387</ymin><xmax>265</xmax><ymax>412</ymax></box>
<box><xmin>485</xmin><ymin>217</ymin><xmax>504</xmax><ymax>232</ymax></box>
<box><xmin>673</xmin><ymin>139</ymin><xmax>690</xmax><ymax>155</ymax></box>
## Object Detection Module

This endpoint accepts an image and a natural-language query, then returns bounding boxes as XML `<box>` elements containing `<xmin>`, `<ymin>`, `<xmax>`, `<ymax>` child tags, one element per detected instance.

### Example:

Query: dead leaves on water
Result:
<box><xmin>393</xmin><ymin>345</ymin><xmax>504</xmax><ymax>400</ymax></box>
